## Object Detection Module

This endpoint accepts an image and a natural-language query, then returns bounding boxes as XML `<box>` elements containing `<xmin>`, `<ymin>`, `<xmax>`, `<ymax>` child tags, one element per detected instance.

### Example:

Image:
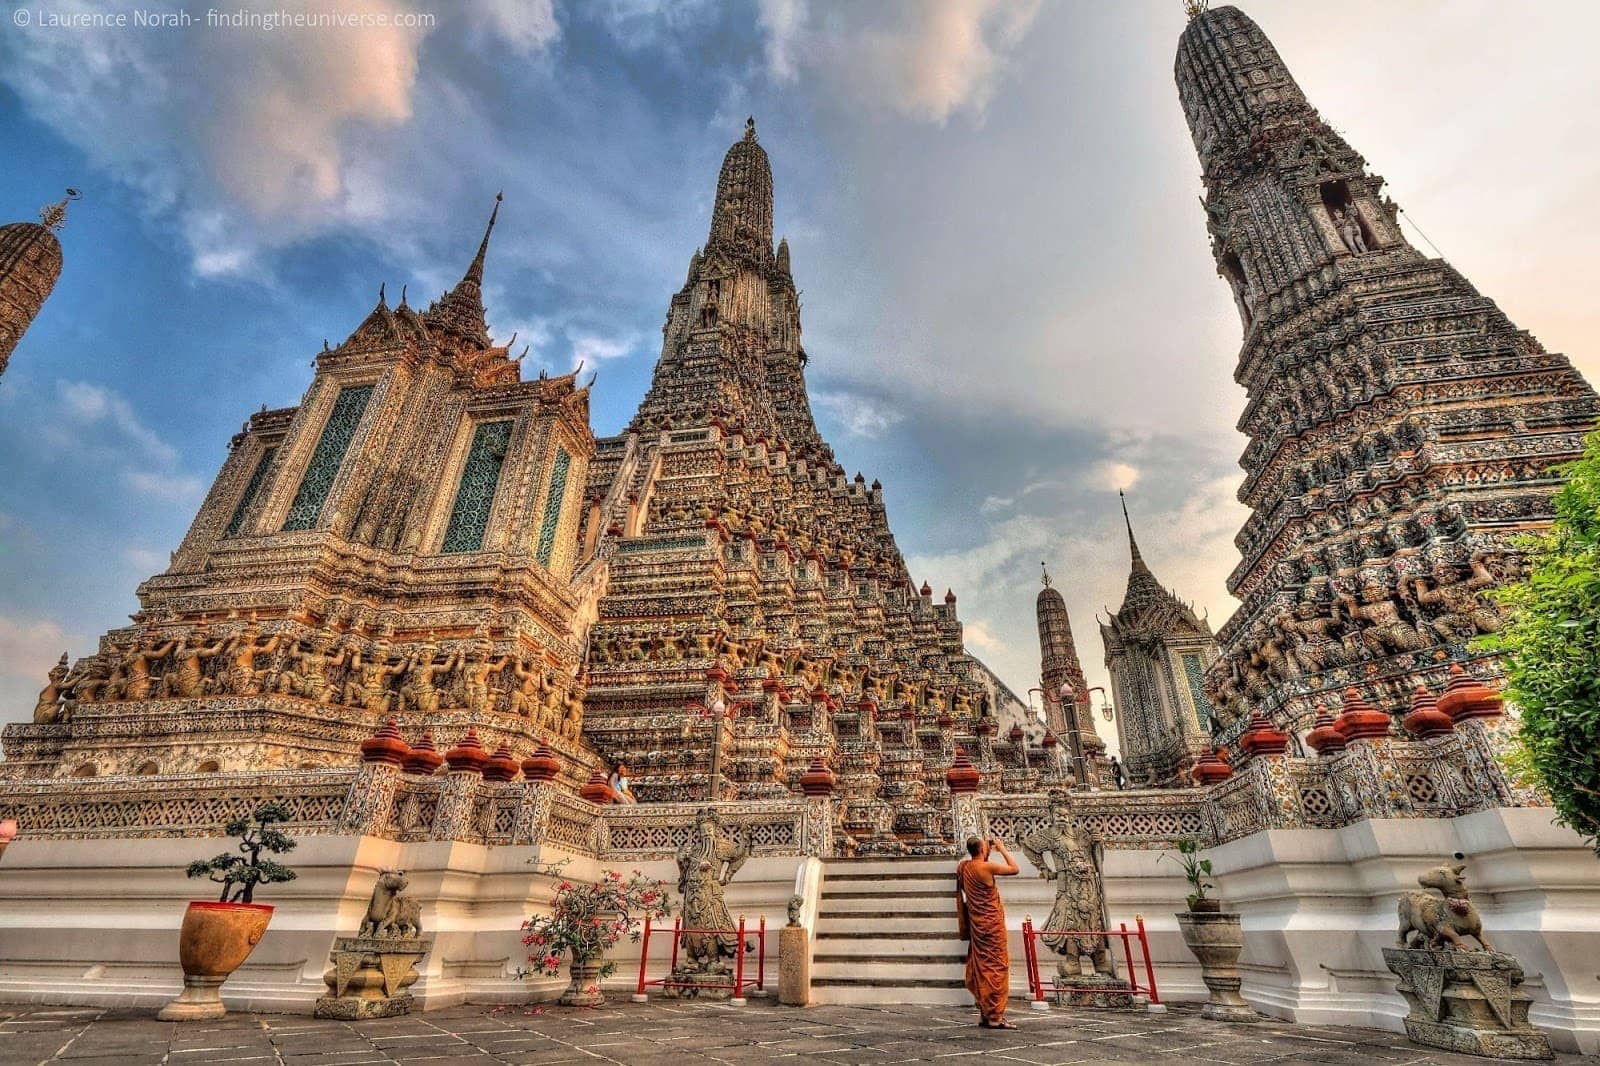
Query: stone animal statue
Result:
<box><xmin>1397</xmin><ymin>855</ymin><xmax>1492</xmax><ymax>952</ymax></box>
<box><xmin>360</xmin><ymin>869</ymin><xmax>423</xmax><ymax>939</ymax></box>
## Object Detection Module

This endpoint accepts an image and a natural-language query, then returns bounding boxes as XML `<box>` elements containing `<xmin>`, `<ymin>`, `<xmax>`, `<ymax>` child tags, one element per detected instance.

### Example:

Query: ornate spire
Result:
<box><xmin>705</xmin><ymin>117</ymin><xmax>774</xmax><ymax>264</ymax></box>
<box><xmin>39</xmin><ymin>189</ymin><xmax>80</xmax><ymax>232</ymax></box>
<box><xmin>423</xmin><ymin>193</ymin><xmax>500</xmax><ymax>351</ymax></box>
<box><xmin>465</xmin><ymin>190</ymin><xmax>502</xmax><ymax>288</ymax></box>
<box><xmin>1040</xmin><ymin>561</ymin><xmax>1052</xmax><ymax>588</ymax></box>
<box><xmin>1117</xmin><ymin>493</ymin><xmax>1174</xmax><ymax>613</ymax></box>
<box><xmin>1120</xmin><ymin>490</ymin><xmax>1152</xmax><ymax>576</ymax></box>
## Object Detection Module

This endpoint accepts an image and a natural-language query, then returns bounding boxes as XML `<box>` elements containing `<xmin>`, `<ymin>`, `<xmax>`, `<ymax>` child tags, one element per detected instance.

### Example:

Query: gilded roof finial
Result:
<box><xmin>465</xmin><ymin>191</ymin><xmax>503</xmax><ymax>287</ymax></box>
<box><xmin>745</xmin><ymin>115</ymin><xmax>757</xmax><ymax>142</ymax></box>
<box><xmin>1040</xmin><ymin>561</ymin><xmax>1052</xmax><ymax>588</ymax></box>
<box><xmin>1183</xmin><ymin>0</ymin><xmax>1208</xmax><ymax>21</ymax></box>
<box><xmin>39</xmin><ymin>188</ymin><xmax>81</xmax><ymax>231</ymax></box>
<box><xmin>1120</xmin><ymin>490</ymin><xmax>1147</xmax><ymax>568</ymax></box>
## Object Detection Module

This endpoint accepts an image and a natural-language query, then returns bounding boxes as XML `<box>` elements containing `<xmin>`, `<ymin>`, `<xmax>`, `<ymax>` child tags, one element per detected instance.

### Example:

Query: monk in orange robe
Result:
<box><xmin>956</xmin><ymin>835</ymin><xmax>1020</xmax><ymax>1028</ymax></box>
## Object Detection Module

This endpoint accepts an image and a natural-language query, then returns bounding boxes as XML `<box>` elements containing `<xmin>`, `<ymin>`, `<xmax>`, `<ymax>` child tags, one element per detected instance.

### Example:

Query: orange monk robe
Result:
<box><xmin>956</xmin><ymin>858</ymin><xmax>1010</xmax><ymax>1024</ymax></box>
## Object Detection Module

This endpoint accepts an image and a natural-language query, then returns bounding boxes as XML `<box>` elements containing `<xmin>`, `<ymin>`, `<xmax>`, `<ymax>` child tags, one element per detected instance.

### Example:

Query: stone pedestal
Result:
<box><xmin>560</xmin><ymin>956</ymin><xmax>606</xmax><ymax>1007</ymax></box>
<box><xmin>1175</xmin><ymin>911</ymin><xmax>1258</xmax><ymax>1023</ymax></box>
<box><xmin>314</xmin><ymin>936</ymin><xmax>427</xmax><ymax>1019</ymax></box>
<box><xmin>666</xmin><ymin>968</ymin><xmax>736</xmax><ymax>1000</ymax></box>
<box><xmin>778</xmin><ymin>925</ymin><xmax>809</xmax><ymax>1006</ymax></box>
<box><xmin>1383</xmin><ymin>948</ymin><xmax>1553</xmax><ymax>1060</ymax></box>
<box><xmin>1052</xmin><ymin>971</ymin><xmax>1135</xmax><ymax>1009</ymax></box>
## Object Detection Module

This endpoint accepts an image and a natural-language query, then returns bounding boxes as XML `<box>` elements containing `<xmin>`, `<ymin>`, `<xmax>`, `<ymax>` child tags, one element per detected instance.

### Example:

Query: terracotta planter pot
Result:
<box><xmin>1175</xmin><ymin>910</ymin><xmax>1258</xmax><ymax>1023</ymax></box>
<box><xmin>560</xmin><ymin>953</ymin><xmax>605</xmax><ymax>1007</ymax></box>
<box><xmin>157</xmin><ymin>901</ymin><xmax>274</xmax><ymax>1020</ymax></box>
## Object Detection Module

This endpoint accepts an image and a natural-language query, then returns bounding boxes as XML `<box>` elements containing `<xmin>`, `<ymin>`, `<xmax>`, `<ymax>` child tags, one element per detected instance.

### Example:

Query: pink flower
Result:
<box><xmin>542</xmin><ymin>953</ymin><xmax>560</xmax><ymax>969</ymax></box>
<box><xmin>607</xmin><ymin>870</ymin><xmax>622</xmax><ymax>881</ymax></box>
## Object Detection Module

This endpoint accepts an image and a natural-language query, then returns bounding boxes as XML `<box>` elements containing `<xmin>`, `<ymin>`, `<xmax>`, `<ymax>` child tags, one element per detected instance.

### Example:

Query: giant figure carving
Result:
<box><xmin>220</xmin><ymin>617</ymin><xmax>282</xmax><ymax>696</ymax></box>
<box><xmin>1337</xmin><ymin>582</ymin><xmax>1424</xmax><ymax>653</ymax></box>
<box><xmin>1021</xmin><ymin>811</ymin><xmax>1115</xmax><ymax>979</ymax></box>
<box><xmin>33</xmin><ymin>653</ymin><xmax>69</xmax><ymax>724</ymax></box>
<box><xmin>675</xmin><ymin>809</ymin><xmax>751</xmax><ymax>974</ymax></box>
<box><xmin>1408</xmin><ymin>558</ymin><xmax>1502</xmax><ymax>641</ymax></box>
<box><xmin>163</xmin><ymin>628</ymin><xmax>224</xmax><ymax>698</ymax></box>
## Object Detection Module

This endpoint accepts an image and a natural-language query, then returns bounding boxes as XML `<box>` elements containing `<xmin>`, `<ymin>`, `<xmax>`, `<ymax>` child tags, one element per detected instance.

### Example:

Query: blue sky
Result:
<box><xmin>4</xmin><ymin>1</ymin><xmax>1600</xmax><ymax>735</ymax></box>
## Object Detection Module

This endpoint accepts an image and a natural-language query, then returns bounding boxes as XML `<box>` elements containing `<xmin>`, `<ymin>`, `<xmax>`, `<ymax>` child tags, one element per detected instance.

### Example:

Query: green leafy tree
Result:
<box><xmin>1479</xmin><ymin>429</ymin><xmax>1600</xmax><ymax>854</ymax></box>
<box><xmin>186</xmin><ymin>802</ymin><xmax>298</xmax><ymax>903</ymax></box>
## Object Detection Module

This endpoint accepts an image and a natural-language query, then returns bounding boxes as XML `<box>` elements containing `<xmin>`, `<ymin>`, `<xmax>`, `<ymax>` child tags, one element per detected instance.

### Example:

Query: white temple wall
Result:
<box><xmin>0</xmin><ymin>807</ymin><xmax>1593</xmax><ymax>1052</ymax></box>
<box><xmin>0</xmin><ymin>837</ymin><xmax>806</xmax><ymax>1014</ymax></box>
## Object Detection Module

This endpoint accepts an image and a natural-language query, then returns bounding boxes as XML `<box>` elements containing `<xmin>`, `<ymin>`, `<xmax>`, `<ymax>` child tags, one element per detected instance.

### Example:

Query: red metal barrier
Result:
<box><xmin>1021</xmin><ymin>914</ymin><xmax>1161</xmax><ymax>1009</ymax></box>
<box><xmin>633</xmin><ymin>913</ymin><xmax>767</xmax><ymax>1003</ymax></box>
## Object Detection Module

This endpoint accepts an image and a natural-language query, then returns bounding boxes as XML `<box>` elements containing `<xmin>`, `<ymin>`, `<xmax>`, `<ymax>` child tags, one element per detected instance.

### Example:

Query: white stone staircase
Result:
<box><xmin>810</xmin><ymin>857</ymin><xmax>971</xmax><ymax>1005</ymax></box>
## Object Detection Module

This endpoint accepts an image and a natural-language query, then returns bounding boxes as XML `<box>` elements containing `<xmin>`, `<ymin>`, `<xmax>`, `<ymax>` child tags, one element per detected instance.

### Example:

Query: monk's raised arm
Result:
<box><xmin>987</xmin><ymin>839</ymin><xmax>1019</xmax><ymax>876</ymax></box>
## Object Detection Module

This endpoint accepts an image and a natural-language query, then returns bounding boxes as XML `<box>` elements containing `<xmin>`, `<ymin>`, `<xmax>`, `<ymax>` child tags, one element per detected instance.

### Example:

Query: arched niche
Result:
<box><xmin>134</xmin><ymin>761</ymin><xmax>160</xmax><ymax>776</ymax></box>
<box><xmin>1320</xmin><ymin>180</ymin><xmax>1377</xmax><ymax>253</ymax></box>
<box><xmin>71</xmin><ymin>763</ymin><xmax>98</xmax><ymax>778</ymax></box>
<box><xmin>196</xmin><ymin>759</ymin><xmax>222</xmax><ymax>774</ymax></box>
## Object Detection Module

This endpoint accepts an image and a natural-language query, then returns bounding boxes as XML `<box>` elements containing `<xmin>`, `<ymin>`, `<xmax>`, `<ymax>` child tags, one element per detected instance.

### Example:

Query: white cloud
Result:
<box><xmin>471</xmin><ymin>0</ymin><xmax>560</xmax><ymax>55</ymax></box>
<box><xmin>963</xmin><ymin>618</ymin><xmax>1002</xmax><ymax>652</ymax></box>
<box><xmin>1092</xmin><ymin>461</ymin><xmax>1141</xmax><ymax>492</ymax></box>
<box><xmin>813</xmin><ymin>390</ymin><xmax>905</xmax><ymax>439</ymax></box>
<box><xmin>757</xmin><ymin>0</ymin><xmax>806</xmax><ymax>83</ymax></box>
<box><xmin>0</xmin><ymin>0</ymin><xmax>558</xmax><ymax>277</ymax></box>
<box><xmin>123</xmin><ymin>547</ymin><xmax>169</xmax><ymax>573</ymax></box>
<box><xmin>591</xmin><ymin>0</ymin><xmax>716</xmax><ymax>50</ymax></box>
<box><xmin>758</xmin><ymin>0</ymin><xmax>1042</xmax><ymax>122</ymax></box>
<box><xmin>124</xmin><ymin>471</ymin><xmax>205</xmax><ymax>504</ymax></box>
<box><xmin>570</xmin><ymin>332</ymin><xmax>639</xmax><ymax>372</ymax></box>
<box><xmin>979</xmin><ymin>494</ymin><xmax>1014</xmax><ymax>515</ymax></box>
<box><xmin>55</xmin><ymin>381</ymin><xmax>179</xmax><ymax>465</ymax></box>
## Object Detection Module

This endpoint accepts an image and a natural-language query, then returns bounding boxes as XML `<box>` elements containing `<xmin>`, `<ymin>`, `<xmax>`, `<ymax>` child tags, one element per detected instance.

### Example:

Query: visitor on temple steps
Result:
<box><xmin>956</xmin><ymin>835</ymin><xmax>1020</xmax><ymax>1028</ymax></box>
<box><xmin>609</xmin><ymin>762</ymin><xmax>636</xmax><ymax>804</ymax></box>
<box><xmin>1109</xmin><ymin>755</ymin><xmax>1127</xmax><ymax>790</ymax></box>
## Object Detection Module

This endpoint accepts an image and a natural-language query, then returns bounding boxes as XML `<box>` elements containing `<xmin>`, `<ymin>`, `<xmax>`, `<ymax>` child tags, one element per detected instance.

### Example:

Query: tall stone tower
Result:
<box><xmin>6</xmin><ymin>199</ymin><xmax>600</xmax><ymax>784</ymax></box>
<box><xmin>0</xmin><ymin>191</ymin><xmax>75</xmax><ymax>377</ymax></box>
<box><xmin>577</xmin><ymin>120</ymin><xmax>1036</xmax><ymax>850</ymax></box>
<box><xmin>1175</xmin><ymin>5</ymin><xmax>1600</xmax><ymax>744</ymax></box>
<box><xmin>1036</xmin><ymin>564</ymin><xmax>1107</xmax><ymax>787</ymax></box>
<box><xmin>1099</xmin><ymin>494</ymin><xmax>1219</xmax><ymax>788</ymax></box>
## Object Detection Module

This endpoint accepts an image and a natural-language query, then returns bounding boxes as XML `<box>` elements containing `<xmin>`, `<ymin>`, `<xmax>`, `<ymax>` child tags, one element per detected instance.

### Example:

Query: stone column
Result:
<box><xmin>799</xmin><ymin>756</ymin><xmax>836</xmax><ymax>858</ymax></box>
<box><xmin>947</xmin><ymin>747</ymin><xmax>983</xmax><ymax>845</ymax></box>
<box><xmin>512</xmin><ymin>745</ymin><xmax>561</xmax><ymax>846</ymax></box>
<box><xmin>339</xmin><ymin>719</ymin><xmax>410</xmax><ymax>836</ymax></box>
<box><xmin>432</xmin><ymin>727</ymin><xmax>489</xmax><ymax>841</ymax></box>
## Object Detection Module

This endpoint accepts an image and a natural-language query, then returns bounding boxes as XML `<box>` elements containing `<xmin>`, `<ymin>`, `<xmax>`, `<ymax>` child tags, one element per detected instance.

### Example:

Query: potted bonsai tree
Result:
<box><xmin>158</xmin><ymin>802</ymin><xmax>297</xmax><ymax>1020</ymax></box>
<box><xmin>521</xmin><ymin>864</ymin><xmax>670</xmax><ymax>1006</ymax></box>
<box><xmin>1165</xmin><ymin>838</ymin><xmax>1256</xmax><ymax>1022</ymax></box>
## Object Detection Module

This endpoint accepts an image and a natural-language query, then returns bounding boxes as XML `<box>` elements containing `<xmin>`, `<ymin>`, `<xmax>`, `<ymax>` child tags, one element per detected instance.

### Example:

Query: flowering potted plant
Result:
<box><xmin>158</xmin><ymin>802</ymin><xmax>298</xmax><ymax>1020</ymax></box>
<box><xmin>522</xmin><ymin>865</ymin><xmax>671</xmax><ymax>1006</ymax></box>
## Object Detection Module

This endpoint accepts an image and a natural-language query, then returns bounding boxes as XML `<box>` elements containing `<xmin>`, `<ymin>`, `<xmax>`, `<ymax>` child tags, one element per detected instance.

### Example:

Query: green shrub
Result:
<box><xmin>1479</xmin><ymin>430</ymin><xmax>1600</xmax><ymax>854</ymax></box>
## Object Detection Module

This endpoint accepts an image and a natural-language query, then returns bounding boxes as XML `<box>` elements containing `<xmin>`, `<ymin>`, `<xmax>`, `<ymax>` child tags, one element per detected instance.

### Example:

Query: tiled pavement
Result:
<box><xmin>0</xmin><ymin>999</ymin><xmax>1585</xmax><ymax>1066</ymax></box>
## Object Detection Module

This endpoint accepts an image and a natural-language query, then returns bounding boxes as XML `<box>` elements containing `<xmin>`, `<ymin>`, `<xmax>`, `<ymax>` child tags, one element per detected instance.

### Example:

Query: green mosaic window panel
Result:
<box><xmin>1182</xmin><ymin>652</ymin><xmax>1215</xmax><ymax>729</ymax></box>
<box><xmin>281</xmin><ymin>385</ymin><xmax>373</xmax><ymax>531</ymax></box>
<box><xmin>441</xmin><ymin>420</ymin><xmax>514</xmax><ymax>553</ymax></box>
<box><xmin>225</xmin><ymin>446</ymin><xmax>277</xmax><ymax>537</ymax></box>
<box><xmin>535</xmin><ymin>446</ymin><xmax>571</xmax><ymax>567</ymax></box>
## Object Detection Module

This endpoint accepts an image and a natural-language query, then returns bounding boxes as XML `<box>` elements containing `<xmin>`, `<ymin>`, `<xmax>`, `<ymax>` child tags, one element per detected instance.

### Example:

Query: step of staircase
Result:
<box><xmin>811</xmin><ymin>857</ymin><xmax>971</xmax><ymax>1005</ymax></box>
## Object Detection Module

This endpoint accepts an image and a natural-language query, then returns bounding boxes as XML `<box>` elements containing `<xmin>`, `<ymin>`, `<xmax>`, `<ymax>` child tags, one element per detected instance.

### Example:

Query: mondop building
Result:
<box><xmin>0</xmin><ymin>5</ymin><xmax>1596</xmax><ymax>1053</ymax></box>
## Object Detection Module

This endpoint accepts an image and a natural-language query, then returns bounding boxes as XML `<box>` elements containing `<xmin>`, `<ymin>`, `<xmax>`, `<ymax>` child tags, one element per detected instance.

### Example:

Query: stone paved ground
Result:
<box><xmin>0</xmin><ymin>1000</ymin><xmax>1586</xmax><ymax>1066</ymax></box>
